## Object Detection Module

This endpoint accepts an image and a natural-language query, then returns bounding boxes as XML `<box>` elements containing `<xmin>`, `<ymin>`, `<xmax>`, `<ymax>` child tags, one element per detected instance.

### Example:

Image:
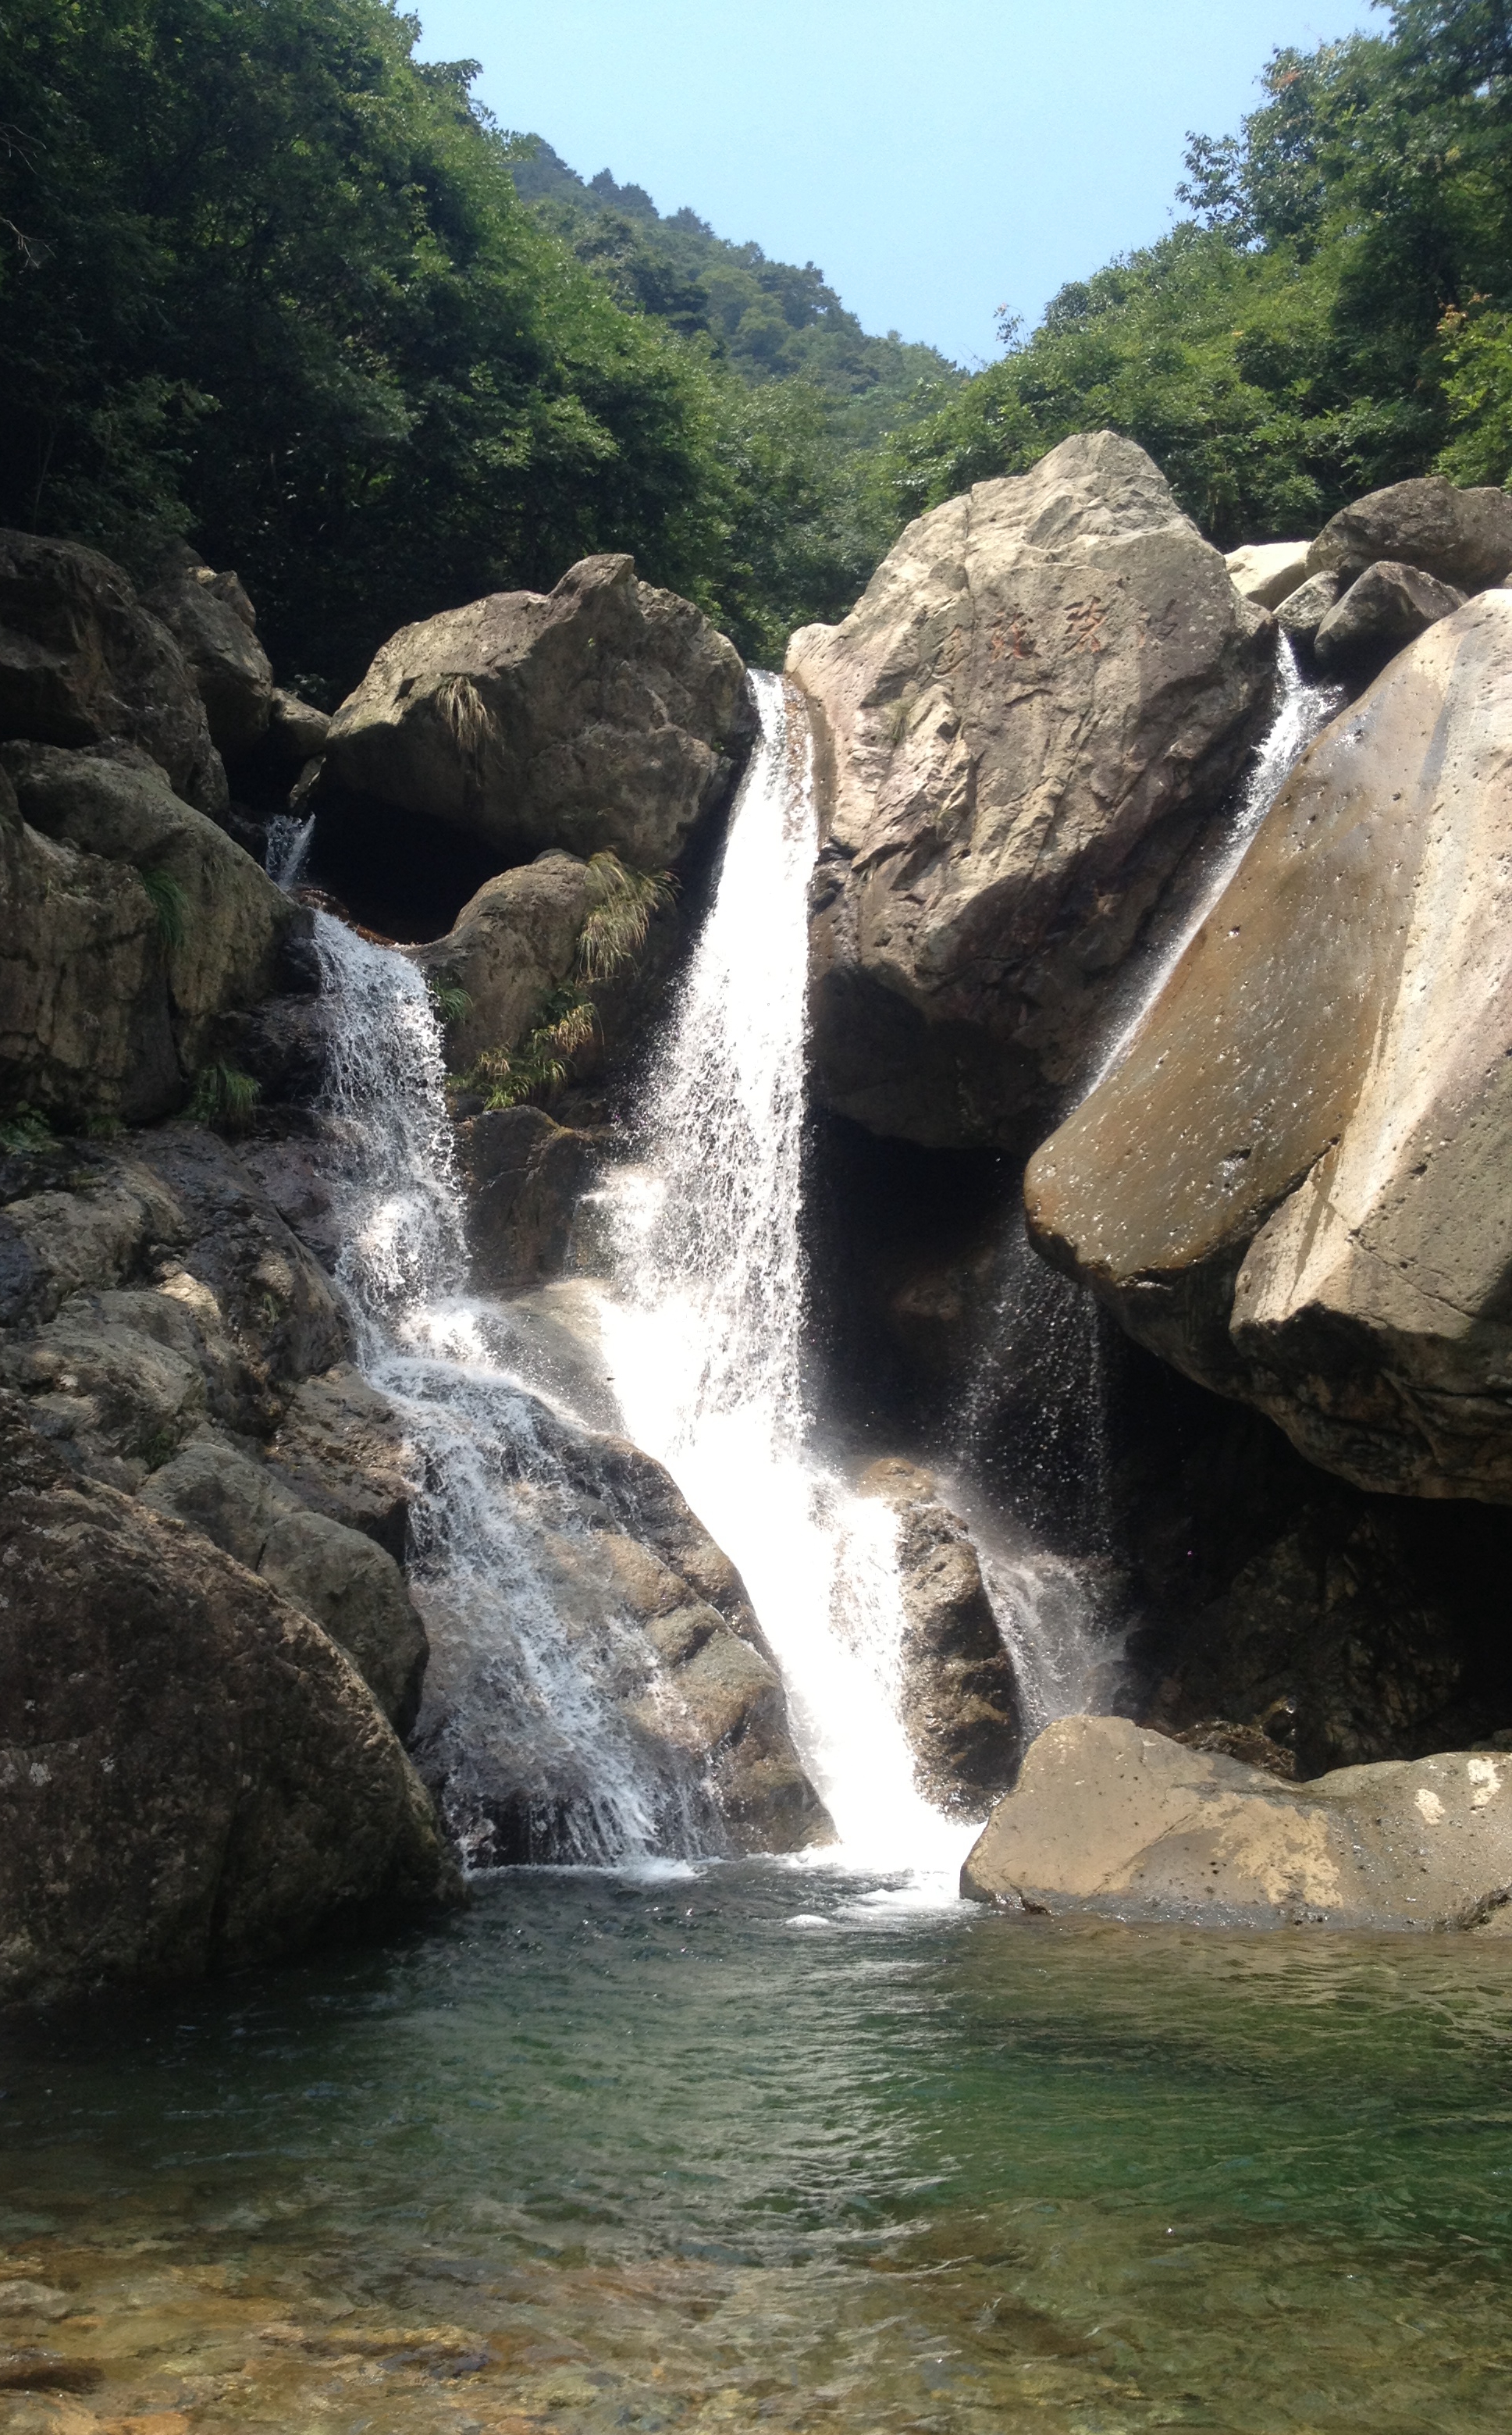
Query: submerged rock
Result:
<box><xmin>323</xmin><ymin>553</ymin><xmax>753</xmax><ymax>867</ymax></box>
<box><xmin>962</xmin><ymin>1714</ymin><xmax>1512</xmax><ymax>1931</ymax></box>
<box><xmin>788</xmin><ymin>431</ymin><xmax>1273</xmax><ymax>1148</ymax></box>
<box><xmin>1026</xmin><ymin>591</ymin><xmax>1512</xmax><ymax>1501</ymax></box>
<box><xmin>0</xmin><ymin>1397</ymin><xmax>454</xmax><ymax>2011</ymax></box>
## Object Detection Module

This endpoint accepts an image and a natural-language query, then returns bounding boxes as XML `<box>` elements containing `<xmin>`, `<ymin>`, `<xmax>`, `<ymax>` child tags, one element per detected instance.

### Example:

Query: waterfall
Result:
<box><xmin>1087</xmin><ymin>637</ymin><xmax>1342</xmax><ymax>1093</ymax></box>
<box><xmin>309</xmin><ymin>915</ymin><xmax>713</xmax><ymax>1868</ymax></box>
<box><xmin>939</xmin><ymin>635</ymin><xmax>1343</xmax><ymax>1725</ymax></box>
<box><xmin>597</xmin><ymin>674</ymin><xmax>973</xmax><ymax>1869</ymax></box>
<box><xmin>265</xmin><ymin>810</ymin><xmax>315</xmax><ymax>891</ymax></box>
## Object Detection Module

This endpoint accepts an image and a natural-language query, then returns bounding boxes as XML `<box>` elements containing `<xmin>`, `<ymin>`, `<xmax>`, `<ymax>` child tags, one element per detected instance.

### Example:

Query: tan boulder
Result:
<box><xmin>788</xmin><ymin>431</ymin><xmax>1274</xmax><ymax>1147</ymax></box>
<box><xmin>1025</xmin><ymin>590</ymin><xmax>1512</xmax><ymax>1500</ymax></box>
<box><xmin>323</xmin><ymin>553</ymin><xmax>752</xmax><ymax>867</ymax></box>
<box><xmin>1226</xmin><ymin>540</ymin><xmax>1311</xmax><ymax>608</ymax></box>
<box><xmin>962</xmin><ymin>1714</ymin><xmax>1512</xmax><ymax>1931</ymax></box>
<box><xmin>408</xmin><ymin>851</ymin><xmax>591</xmax><ymax>1072</ymax></box>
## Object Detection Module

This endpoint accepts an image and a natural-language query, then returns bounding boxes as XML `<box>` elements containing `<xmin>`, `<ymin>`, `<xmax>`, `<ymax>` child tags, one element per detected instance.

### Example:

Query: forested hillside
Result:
<box><xmin>3</xmin><ymin>0</ymin><xmax>1509</xmax><ymax>696</ymax></box>
<box><xmin>882</xmin><ymin>0</ymin><xmax>1512</xmax><ymax>543</ymax></box>
<box><xmin>0</xmin><ymin>0</ymin><xmax>942</xmax><ymax>688</ymax></box>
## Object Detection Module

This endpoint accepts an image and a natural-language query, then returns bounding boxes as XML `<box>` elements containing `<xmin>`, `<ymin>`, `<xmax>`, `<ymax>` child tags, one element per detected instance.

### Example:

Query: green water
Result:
<box><xmin>4</xmin><ymin>1861</ymin><xmax>1512</xmax><ymax>2434</ymax></box>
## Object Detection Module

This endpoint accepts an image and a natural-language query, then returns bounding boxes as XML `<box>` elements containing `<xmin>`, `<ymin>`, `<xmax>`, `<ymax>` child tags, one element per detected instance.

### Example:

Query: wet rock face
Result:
<box><xmin>1026</xmin><ymin>591</ymin><xmax>1512</xmax><ymax>1501</ymax></box>
<box><xmin>859</xmin><ymin>1460</ymin><xmax>1022</xmax><ymax>1811</ymax></box>
<box><xmin>408</xmin><ymin>1392</ymin><xmax>832</xmax><ymax>1867</ymax></box>
<box><xmin>0</xmin><ymin>529</ymin><xmax>226</xmax><ymax>816</ymax></box>
<box><xmin>787</xmin><ymin>430</ymin><xmax>1274</xmax><ymax>1149</ymax></box>
<box><xmin>0</xmin><ymin>1130</ymin><xmax>435</xmax><ymax>1744</ymax></box>
<box><xmin>323</xmin><ymin>553</ymin><xmax>754</xmax><ymax>869</ymax></box>
<box><xmin>0</xmin><ymin>1397</ymin><xmax>454</xmax><ymax>2013</ymax></box>
<box><xmin>459</xmin><ymin>1106</ymin><xmax>599</xmax><ymax>1292</ymax></box>
<box><xmin>1306</xmin><ymin>475</ymin><xmax>1512</xmax><ymax>596</ymax></box>
<box><xmin>962</xmin><ymin>1715</ymin><xmax>1512</xmax><ymax>1931</ymax></box>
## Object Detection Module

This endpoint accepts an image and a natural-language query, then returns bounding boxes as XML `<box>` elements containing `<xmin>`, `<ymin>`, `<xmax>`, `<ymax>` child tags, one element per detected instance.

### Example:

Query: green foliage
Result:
<box><xmin>575</xmin><ymin>852</ymin><xmax>675</xmax><ymax>984</ymax></box>
<box><xmin>456</xmin><ymin>853</ymin><xmax>674</xmax><ymax>1110</ymax></box>
<box><xmin>427</xmin><ymin>975</ymin><xmax>473</xmax><ymax>1028</ymax></box>
<box><xmin>462</xmin><ymin>984</ymin><xmax>597</xmax><ymax>1111</ymax></box>
<box><xmin>138</xmin><ymin>865</ymin><xmax>187</xmax><ymax>950</ymax></box>
<box><xmin>879</xmin><ymin>2</ymin><xmax>1512</xmax><ymax>546</ymax></box>
<box><xmin>0</xmin><ymin>1105</ymin><xmax>55</xmax><ymax>1152</ymax></box>
<box><xmin>0</xmin><ymin>0</ymin><xmax>760</xmax><ymax>689</ymax></box>
<box><xmin>189</xmin><ymin>1060</ymin><xmax>261</xmax><ymax>1129</ymax></box>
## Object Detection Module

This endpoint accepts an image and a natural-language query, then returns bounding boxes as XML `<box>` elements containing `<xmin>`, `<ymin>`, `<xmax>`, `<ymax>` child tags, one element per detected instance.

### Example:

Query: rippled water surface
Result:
<box><xmin>5</xmin><ymin>1865</ymin><xmax>1512</xmax><ymax>2433</ymax></box>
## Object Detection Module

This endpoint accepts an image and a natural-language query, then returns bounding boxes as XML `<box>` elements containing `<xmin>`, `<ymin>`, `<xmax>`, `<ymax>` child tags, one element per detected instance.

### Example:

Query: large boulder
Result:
<box><xmin>0</xmin><ymin>530</ymin><xmax>226</xmax><ymax>815</ymax></box>
<box><xmin>1025</xmin><ymin>591</ymin><xmax>1512</xmax><ymax>1501</ymax></box>
<box><xmin>323</xmin><ymin>553</ymin><xmax>753</xmax><ymax>867</ymax></box>
<box><xmin>142</xmin><ymin>550</ymin><xmax>275</xmax><ymax>755</ymax></box>
<box><xmin>139</xmin><ymin>1434</ymin><xmax>427</xmax><ymax>1729</ymax></box>
<box><xmin>4</xmin><ymin>743</ymin><xmax>295</xmax><ymax>1087</ymax></box>
<box><xmin>0</xmin><ymin>1398</ymin><xmax>453</xmax><ymax>2012</ymax></box>
<box><xmin>961</xmin><ymin>1714</ymin><xmax>1512</xmax><ymax>1931</ymax></box>
<box><xmin>788</xmin><ymin>432</ymin><xmax>1275</xmax><ymax>1148</ymax></box>
<box><xmin>1226</xmin><ymin>540</ymin><xmax>1311</xmax><ymax>608</ymax></box>
<box><xmin>409</xmin><ymin>851</ymin><xmax>591</xmax><ymax>1071</ymax></box>
<box><xmin>858</xmin><ymin>1459</ymin><xmax>1022</xmax><ymax>1810</ymax></box>
<box><xmin>1307</xmin><ymin>475</ymin><xmax>1512</xmax><ymax>596</ymax></box>
<box><xmin>1312</xmin><ymin>559</ymin><xmax>1464</xmax><ymax>673</ymax></box>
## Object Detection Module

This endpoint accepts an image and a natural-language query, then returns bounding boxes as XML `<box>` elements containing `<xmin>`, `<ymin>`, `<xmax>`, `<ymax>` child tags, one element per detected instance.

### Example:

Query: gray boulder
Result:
<box><xmin>0</xmin><ymin>529</ymin><xmax>226</xmax><ymax>815</ymax></box>
<box><xmin>139</xmin><ymin>1434</ymin><xmax>427</xmax><ymax>1728</ymax></box>
<box><xmin>324</xmin><ymin>553</ymin><xmax>753</xmax><ymax>867</ymax></box>
<box><xmin>409</xmin><ymin>851</ymin><xmax>592</xmax><ymax>1073</ymax></box>
<box><xmin>1313</xmin><ymin>559</ymin><xmax>1464</xmax><ymax>671</ymax></box>
<box><xmin>1226</xmin><ymin>539</ymin><xmax>1311</xmax><ymax>608</ymax></box>
<box><xmin>1275</xmin><ymin>568</ymin><xmax>1342</xmax><ymax>646</ymax></box>
<box><xmin>459</xmin><ymin>1105</ymin><xmax>599</xmax><ymax>1291</ymax></box>
<box><xmin>859</xmin><ymin>1459</ymin><xmax>1021</xmax><ymax>1810</ymax></box>
<box><xmin>0</xmin><ymin>1397</ymin><xmax>454</xmax><ymax>2012</ymax></box>
<box><xmin>265</xmin><ymin>687</ymin><xmax>330</xmax><ymax>764</ymax></box>
<box><xmin>788</xmin><ymin>431</ymin><xmax>1275</xmax><ymax>1148</ymax></box>
<box><xmin>5</xmin><ymin>743</ymin><xmax>295</xmax><ymax>1087</ymax></box>
<box><xmin>962</xmin><ymin>1714</ymin><xmax>1512</xmax><ymax>1931</ymax></box>
<box><xmin>1025</xmin><ymin>590</ymin><xmax>1512</xmax><ymax>1501</ymax></box>
<box><xmin>142</xmin><ymin>553</ymin><xmax>274</xmax><ymax>754</ymax></box>
<box><xmin>1307</xmin><ymin>475</ymin><xmax>1512</xmax><ymax>594</ymax></box>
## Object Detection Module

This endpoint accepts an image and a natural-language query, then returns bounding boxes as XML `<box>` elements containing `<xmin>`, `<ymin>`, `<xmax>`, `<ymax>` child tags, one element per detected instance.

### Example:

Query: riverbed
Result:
<box><xmin>3</xmin><ymin>1862</ymin><xmax>1511</xmax><ymax>2434</ymax></box>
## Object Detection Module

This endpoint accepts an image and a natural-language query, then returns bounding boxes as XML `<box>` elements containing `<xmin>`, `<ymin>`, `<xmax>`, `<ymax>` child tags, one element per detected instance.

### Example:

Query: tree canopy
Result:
<box><xmin>881</xmin><ymin>0</ymin><xmax>1512</xmax><ymax>544</ymax></box>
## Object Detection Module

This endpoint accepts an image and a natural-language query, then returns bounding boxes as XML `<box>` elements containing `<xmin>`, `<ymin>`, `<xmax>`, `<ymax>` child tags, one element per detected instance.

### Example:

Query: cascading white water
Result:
<box><xmin>597</xmin><ymin>674</ymin><xmax>973</xmax><ymax>1870</ymax></box>
<box><xmin>310</xmin><ymin>913</ymin><xmax>713</xmax><ymax>1867</ymax></box>
<box><xmin>1087</xmin><ymin>636</ymin><xmax>1342</xmax><ymax>1092</ymax></box>
<box><xmin>265</xmin><ymin>810</ymin><xmax>315</xmax><ymax>891</ymax></box>
<box><xmin>937</xmin><ymin>635</ymin><xmax>1345</xmax><ymax>1726</ymax></box>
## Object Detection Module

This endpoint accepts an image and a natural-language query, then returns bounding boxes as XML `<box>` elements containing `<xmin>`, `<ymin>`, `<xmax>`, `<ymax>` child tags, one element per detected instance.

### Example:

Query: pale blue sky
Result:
<box><xmin>414</xmin><ymin>1</ymin><xmax>1381</xmax><ymax>366</ymax></box>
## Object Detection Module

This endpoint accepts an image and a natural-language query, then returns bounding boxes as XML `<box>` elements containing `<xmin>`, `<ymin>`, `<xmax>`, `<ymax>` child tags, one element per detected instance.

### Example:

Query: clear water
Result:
<box><xmin>5</xmin><ymin>1869</ymin><xmax>1512</xmax><ymax>2434</ymax></box>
